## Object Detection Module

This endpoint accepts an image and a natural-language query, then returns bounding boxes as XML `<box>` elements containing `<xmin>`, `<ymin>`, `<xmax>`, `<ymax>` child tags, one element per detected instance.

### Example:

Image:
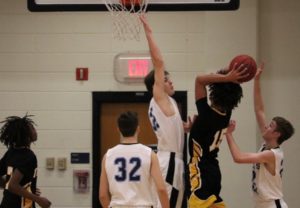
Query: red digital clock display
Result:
<box><xmin>128</xmin><ymin>59</ymin><xmax>149</xmax><ymax>78</ymax></box>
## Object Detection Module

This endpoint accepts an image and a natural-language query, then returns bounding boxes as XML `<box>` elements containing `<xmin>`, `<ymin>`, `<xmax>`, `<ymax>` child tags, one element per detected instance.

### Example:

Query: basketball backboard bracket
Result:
<box><xmin>28</xmin><ymin>0</ymin><xmax>240</xmax><ymax>12</ymax></box>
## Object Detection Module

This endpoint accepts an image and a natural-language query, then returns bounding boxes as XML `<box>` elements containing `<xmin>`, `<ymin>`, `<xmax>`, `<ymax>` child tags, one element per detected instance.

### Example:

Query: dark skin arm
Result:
<box><xmin>8</xmin><ymin>169</ymin><xmax>51</xmax><ymax>208</ymax></box>
<box><xmin>195</xmin><ymin>64</ymin><xmax>248</xmax><ymax>101</ymax></box>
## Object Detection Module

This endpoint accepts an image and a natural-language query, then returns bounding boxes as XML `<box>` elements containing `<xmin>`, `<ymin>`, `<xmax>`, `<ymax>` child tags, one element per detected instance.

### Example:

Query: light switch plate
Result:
<box><xmin>57</xmin><ymin>157</ymin><xmax>67</xmax><ymax>170</ymax></box>
<box><xmin>46</xmin><ymin>157</ymin><xmax>55</xmax><ymax>170</ymax></box>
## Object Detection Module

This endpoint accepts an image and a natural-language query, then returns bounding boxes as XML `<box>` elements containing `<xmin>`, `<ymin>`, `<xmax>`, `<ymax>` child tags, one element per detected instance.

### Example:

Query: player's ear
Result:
<box><xmin>273</xmin><ymin>130</ymin><xmax>281</xmax><ymax>140</ymax></box>
<box><xmin>136</xmin><ymin>126</ymin><xmax>140</xmax><ymax>135</ymax></box>
<box><xmin>117</xmin><ymin>127</ymin><xmax>122</xmax><ymax>135</ymax></box>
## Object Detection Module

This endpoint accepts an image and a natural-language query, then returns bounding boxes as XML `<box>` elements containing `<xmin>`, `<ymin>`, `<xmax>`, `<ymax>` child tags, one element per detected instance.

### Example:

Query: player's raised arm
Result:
<box><xmin>140</xmin><ymin>15</ymin><xmax>167</xmax><ymax>102</ymax></box>
<box><xmin>254</xmin><ymin>63</ymin><xmax>267</xmax><ymax>134</ymax></box>
<box><xmin>195</xmin><ymin>64</ymin><xmax>247</xmax><ymax>100</ymax></box>
<box><xmin>99</xmin><ymin>154</ymin><xmax>110</xmax><ymax>208</ymax></box>
<box><xmin>150</xmin><ymin>152</ymin><xmax>169</xmax><ymax>208</ymax></box>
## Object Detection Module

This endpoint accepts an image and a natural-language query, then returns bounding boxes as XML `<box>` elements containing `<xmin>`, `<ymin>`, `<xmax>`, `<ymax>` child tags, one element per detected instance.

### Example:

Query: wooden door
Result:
<box><xmin>100</xmin><ymin>102</ymin><xmax>157</xmax><ymax>159</ymax></box>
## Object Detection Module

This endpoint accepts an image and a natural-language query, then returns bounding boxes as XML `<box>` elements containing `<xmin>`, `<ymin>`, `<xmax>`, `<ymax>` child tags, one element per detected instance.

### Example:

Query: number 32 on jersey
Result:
<box><xmin>114</xmin><ymin>157</ymin><xmax>141</xmax><ymax>182</ymax></box>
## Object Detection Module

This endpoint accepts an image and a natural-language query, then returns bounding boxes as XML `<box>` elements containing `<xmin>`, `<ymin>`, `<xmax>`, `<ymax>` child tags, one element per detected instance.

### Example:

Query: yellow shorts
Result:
<box><xmin>188</xmin><ymin>192</ymin><xmax>226</xmax><ymax>208</ymax></box>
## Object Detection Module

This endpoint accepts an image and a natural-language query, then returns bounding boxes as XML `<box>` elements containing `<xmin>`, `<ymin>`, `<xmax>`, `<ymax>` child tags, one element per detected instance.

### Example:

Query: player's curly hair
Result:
<box><xmin>0</xmin><ymin>114</ymin><xmax>36</xmax><ymax>148</ymax></box>
<box><xmin>208</xmin><ymin>70</ymin><xmax>243</xmax><ymax>112</ymax></box>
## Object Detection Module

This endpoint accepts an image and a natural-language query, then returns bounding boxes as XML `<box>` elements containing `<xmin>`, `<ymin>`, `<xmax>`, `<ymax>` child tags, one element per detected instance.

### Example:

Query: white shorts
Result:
<box><xmin>254</xmin><ymin>198</ymin><xmax>288</xmax><ymax>208</ymax></box>
<box><xmin>152</xmin><ymin>151</ymin><xmax>185</xmax><ymax>208</ymax></box>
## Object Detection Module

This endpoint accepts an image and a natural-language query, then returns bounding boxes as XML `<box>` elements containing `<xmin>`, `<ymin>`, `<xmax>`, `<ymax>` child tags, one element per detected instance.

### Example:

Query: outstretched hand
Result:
<box><xmin>183</xmin><ymin>115</ymin><xmax>197</xmax><ymax>133</ymax></box>
<box><xmin>255</xmin><ymin>62</ymin><xmax>264</xmax><ymax>80</ymax></box>
<box><xmin>226</xmin><ymin>120</ymin><xmax>236</xmax><ymax>135</ymax></box>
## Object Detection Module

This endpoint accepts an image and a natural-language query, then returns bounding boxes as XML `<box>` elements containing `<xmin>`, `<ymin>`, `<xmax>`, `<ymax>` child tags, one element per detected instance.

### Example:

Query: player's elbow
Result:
<box><xmin>153</xmin><ymin>59</ymin><xmax>164</xmax><ymax>70</ymax></box>
<box><xmin>7</xmin><ymin>182</ymin><xmax>18</xmax><ymax>194</ymax></box>
<box><xmin>195</xmin><ymin>75</ymin><xmax>204</xmax><ymax>84</ymax></box>
<box><xmin>157</xmin><ymin>185</ymin><xmax>168</xmax><ymax>197</ymax></box>
<box><xmin>233</xmin><ymin>158</ymin><xmax>243</xmax><ymax>164</ymax></box>
<box><xmin>195</xmin><ymin>75</ymin><xmax>211</xmax><ymax>87</ymax></box>
<box><xmin>157</xmin><ymin>186</ymin><xmax>169</xmax><ymax>208</ymax></box>
<box><xmin>99</xmin><ymin>192</ymin><xmax>109</xmax><ymax>206</ymax></box>
<box><xmin>99</xmin><ymin>193</ymin><xmax>106</xmax><ymax>200</ymax></box>
<box><xmin>232</xmin><ymin>156</ymin><xmax>244</xmax><ymax>164</ymax></box>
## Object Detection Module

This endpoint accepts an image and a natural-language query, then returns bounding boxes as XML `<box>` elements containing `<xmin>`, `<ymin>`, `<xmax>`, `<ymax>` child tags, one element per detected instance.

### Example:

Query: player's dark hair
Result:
<box><xmin>0</xmin><ymin>114</ymin><xmax>36</xmax><ymax>148</ymax></box>
<box><xmin>208</xmin><ymin>70</ymin><xmax>243</xmax><ymax>112</ymax></box>
<box><xmin>118</xmin><ymin>111</ymin><xmax>139</xmax><ymax>137</ymax></box>
<box><xmin>144</xmin><ymin>69</ymin><xmax>170</xmax><ymax>95</ymax></box>
<box><xmin>273</xmin><ymin>116</ymin><xmax>295</xmax><ymax>145</ymax></box>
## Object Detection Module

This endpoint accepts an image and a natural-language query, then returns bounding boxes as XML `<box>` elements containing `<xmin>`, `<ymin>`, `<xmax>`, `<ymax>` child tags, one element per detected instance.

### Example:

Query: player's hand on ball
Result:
<box><xmin>226</xmin><ymin>63</ymin><xmax>248</xmax><ymax>83</ymax></box>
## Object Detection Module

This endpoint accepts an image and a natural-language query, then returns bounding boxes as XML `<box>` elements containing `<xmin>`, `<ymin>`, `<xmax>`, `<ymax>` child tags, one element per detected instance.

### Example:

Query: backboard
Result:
<box><xmin>28</xmin><ymin>0</ymin><xmax>240</xmax><ymax>12</ymax></box>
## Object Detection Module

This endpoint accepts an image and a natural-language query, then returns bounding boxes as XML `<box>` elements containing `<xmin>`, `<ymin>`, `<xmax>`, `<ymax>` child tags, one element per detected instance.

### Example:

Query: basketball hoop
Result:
<box><xmin>103</xmin><ymin>0</ymin><xmax>149</xmax><ymax>41</ymax></box>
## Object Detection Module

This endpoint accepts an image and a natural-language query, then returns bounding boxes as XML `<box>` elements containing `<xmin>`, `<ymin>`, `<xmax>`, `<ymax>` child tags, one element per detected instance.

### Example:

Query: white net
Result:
<box><xmin>103</xmin><ymin>0</ymin><xmax>149</xmax><ymax>41</ymax></box>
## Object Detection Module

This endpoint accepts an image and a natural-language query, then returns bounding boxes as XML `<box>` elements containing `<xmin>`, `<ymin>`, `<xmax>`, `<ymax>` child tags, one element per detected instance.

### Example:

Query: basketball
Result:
<box><xmin>120</xmin><ymin>0</ymin><xmax>141</xmax><ymax>6</ymax></box>
<box><xmin>229</xmin><ymin>55</ymin><xmax>257</xmax><ymax>82</ymax></box>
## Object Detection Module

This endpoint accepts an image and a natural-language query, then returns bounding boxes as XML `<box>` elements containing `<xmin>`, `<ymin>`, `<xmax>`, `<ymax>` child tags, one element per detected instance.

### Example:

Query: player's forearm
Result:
<box><xmin>195</xmin><ymin>73</ymin><xmax>229</xmax><ymax>99</ymax></box>
<box><xmin>8</xmin><ymin>183</ymin><xmax>40</xmax><ymax>203</ymax></box>
<box><xmin>196</xmin><ymin>73</ymin><xmax>229</xmax><ymax>86</ymax></box>
<box><xmin>145</xmin><ymin>32</ymin><xmax>165</xmax><ymax>73</ymax></box>
<box><xmin>254</xmin><ymin>78</ymin><xmax>267</xmax><ymax>132</ymax></box>
<box><xmin>225</xmin><ymin>133</ymin><xmax>244</xmax><ymax>163</ymax></box>
<box><xmin>254</xmin><ymin>78</ymin><xmax>264</xmax><ymax>115</ymax></box>
<box><xmin>157</xmin><ymin>188</ymin><xmax>170</xmax><ymax>208</ymax></box>
<box><xmin>99</xmin><ymin>195</ymin><xmax>110</xmax><ymax>208</ymax></box>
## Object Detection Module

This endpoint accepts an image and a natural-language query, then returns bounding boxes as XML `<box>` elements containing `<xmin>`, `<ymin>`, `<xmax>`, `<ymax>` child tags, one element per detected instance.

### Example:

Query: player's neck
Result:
<box><xmin>264</xmin><ymin>140</ymin><xmax>280</xmax><ymax>149</ymax></box>
<box><xmin>121</xmin><ymin>136</ymin><xmax>138</xmax><ymax>144</ymax></box>
<box><xmin>12</xmin><ymin>145</ymin><xmax>29</xmax><ymax>149</ymax></box>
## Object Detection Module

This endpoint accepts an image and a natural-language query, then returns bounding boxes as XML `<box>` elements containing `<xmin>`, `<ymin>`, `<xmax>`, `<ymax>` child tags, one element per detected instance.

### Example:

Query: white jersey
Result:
<box><xmin>148</xmin><ymin>97</ymin><xmax>184</xmax><ymax>153</ymax></box>
<box><xmin>148</xmin><ymin>96</ymin><xmax>185</xmax><ymax>208</ymax></box>
<box><xmin>105</xmin><ymin>144</ymin><xmax>154</xmax><ymax>207</ymax></box>
<box><xmin>252</xmin><ymin>145</ymin><xmax>287</xmax><ymax>207</ymax></box>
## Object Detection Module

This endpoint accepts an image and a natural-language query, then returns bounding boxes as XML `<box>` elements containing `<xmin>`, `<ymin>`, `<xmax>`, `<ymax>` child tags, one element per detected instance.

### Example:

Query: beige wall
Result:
<box><xmin>258</xmin><ymin>1</ymin><xmax>300</xmax><ymax>207</ymax></box>
<box><xmin>0</xmin><ymin>0</ymin><xmax>298</xmax><ymax>207</ymax></box>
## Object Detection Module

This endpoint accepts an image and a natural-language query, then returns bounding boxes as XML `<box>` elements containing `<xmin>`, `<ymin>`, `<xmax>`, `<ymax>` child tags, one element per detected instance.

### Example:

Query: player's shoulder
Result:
<box><xmin>196</xmin><ymin>97</ymin><xmax>209</xmax><ymax>108</ymax></box>
<box><xmin>270</xmin><ymin>147</ymin><xmax>284</xmax><ymax>158</ymax></box>
<box><xmin>7</xmin><ymin>148</ymin><xmax>35</xmax><ymax>158</ymax></box>
<box><xmin>134</xmin><ymin>143</ymin><xmax>152</xmax><ymax>152</ymax></box>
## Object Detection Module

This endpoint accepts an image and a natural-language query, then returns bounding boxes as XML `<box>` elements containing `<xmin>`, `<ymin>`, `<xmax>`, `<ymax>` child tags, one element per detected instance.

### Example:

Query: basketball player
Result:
<box><xmin>0</xmin><ymin>115</ymin><xmax>51</xmax><ymax>208</ymax></box>
<box><xmin>140</xmin><ymin>15</ymin><xmax>192</xmax><ymax>208</ymax></box>
<box><xmin>188</xmin><ymin>66</ymin><xmax>247</xmax><ymax>208</ymax></box>
<box><xmin>99</xmin><ymin>111</ymin><xmax>169</xmax><ymax>208</ymax></box>
<box><xmin>225</xmin><ymin>63</ymin><xmax>294</xmax><ymax>208</ymax></box>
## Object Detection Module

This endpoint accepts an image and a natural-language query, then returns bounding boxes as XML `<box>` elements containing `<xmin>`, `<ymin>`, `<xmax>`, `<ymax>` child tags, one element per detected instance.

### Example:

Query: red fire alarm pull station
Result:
<box><xmin>73</xmin><ymin>170</ymin><xmax>90</xmax><ymax>193</ymax></box>
<box><xmin>76</xmin><ymin>67</ymin><xmax>88</xmax><ymax>81</ymax></box>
